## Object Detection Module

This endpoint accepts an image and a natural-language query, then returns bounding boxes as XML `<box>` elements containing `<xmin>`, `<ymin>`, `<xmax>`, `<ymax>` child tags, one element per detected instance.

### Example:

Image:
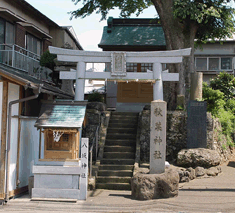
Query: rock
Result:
<box><xmin>186</xmin><ymin>167</ymin><xmax>196</xmax><ymax>180</ymax></box>
<box><xmin>195</xmin><ymin>166</ymin><xmax>205</xmax><ymax>177</ymax></box>
<box><xmin>131</xmin><ymin>169</ymin><xmax>179</xmax><ymax>200</ymax></box>
<box><xmin>134</xmin><ymin>167</ymin><xmax>150</xmax><ymax>176</ymax></box>
<box><xmin>206</xmin><ymin>167</ymin><xmax>219</xmax><ymax>176</ymax></box>
<box><xmin>178</xmin><ymin>169</ymin><xmax>190</xmax><ymax>183</ymax></box>
<box><xmin>177</xmin><ymin>148</ymin><xmax>221</xmax><ymax>168</ymax></box>
<box><xmin>217</xmin><ymin>166</ymin><xmax>222</xmax><ymax>173</ymax></box>
<box><xmin>88</xmin><ymin>178</ymin><xmax>96</xmax><ymax>190</ymax></box>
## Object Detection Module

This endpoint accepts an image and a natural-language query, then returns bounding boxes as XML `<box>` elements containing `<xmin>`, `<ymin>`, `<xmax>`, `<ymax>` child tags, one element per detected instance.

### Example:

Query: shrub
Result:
<box><xmin>203</xmin><ymin>73</ymin><xmax>235</xmax><ymax>144</ymax></box>
<box><xmin>87</xmin><ymin>90</ymin><xmax>104</xmax><ymax>102</ymax></box>
<box><xmin>210</xmin><ymin>72</ymin><xmax>235</xmax><ymax>100</ymax></box>
<box><xmin>40</xmin><ymin>50</ymin><xmax>56</xmax><ymax>70</ymax></box>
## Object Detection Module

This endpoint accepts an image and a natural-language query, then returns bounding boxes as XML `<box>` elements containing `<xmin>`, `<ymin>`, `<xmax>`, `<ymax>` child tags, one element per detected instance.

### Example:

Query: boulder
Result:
<box><xmin>195</xmin><ymin>166</ymin><xmax>205</xmax><ymax>177</ymax></box>
<box><xmin>186</xmin><ymin>167</ymin><xmax>196</xmax><ymax>180</ymax></box>
<box><xmin>178</xmin><ymin>169</ymin><xmax>190</xmax><ymax>183</ymax></box>
<box><xmin>131</xmin><ymin>169</ymin><xmax>179</xmax><ymax>200</ymax></box>
<box><xmin>206</xmin><ymin>167</ymin><xmax>219</xmax><ymax>176</ymax></box>
<box><xmin>177</xmin><ymin>148</ymin><xmax>221</xmax><ymax>168</ymax></box>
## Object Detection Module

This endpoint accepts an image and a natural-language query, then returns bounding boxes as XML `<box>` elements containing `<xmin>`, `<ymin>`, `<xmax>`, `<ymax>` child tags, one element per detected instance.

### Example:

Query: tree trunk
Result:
<box><xmin>152</xmin><ymin>0</ymin><xmax>198</xmax><ymax>105</ymax></box>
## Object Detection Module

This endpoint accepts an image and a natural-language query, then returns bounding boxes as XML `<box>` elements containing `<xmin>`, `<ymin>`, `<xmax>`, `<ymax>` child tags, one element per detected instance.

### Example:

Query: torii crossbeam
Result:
<box><xmin>49</xmin><ymin>47</ymin><xmax>191</xmax><ymax>101</ymax></box>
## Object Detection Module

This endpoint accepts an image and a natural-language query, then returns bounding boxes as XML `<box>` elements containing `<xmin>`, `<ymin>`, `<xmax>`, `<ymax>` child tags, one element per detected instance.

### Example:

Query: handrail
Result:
<box><xmin>89</xmin><ymin>126</ymin><xmax>99</xmax><ymax>177</ymax></box>
<box><xmin>0</xmin><ymin>44</ymin><xmax>40</xmax><ymax>60</ymax></box>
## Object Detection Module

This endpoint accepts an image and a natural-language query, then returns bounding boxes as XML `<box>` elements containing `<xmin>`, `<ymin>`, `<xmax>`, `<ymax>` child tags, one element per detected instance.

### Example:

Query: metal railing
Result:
<box><xmin>89</xmin><ymin>126</ymin><xmax>99</xmax><ymax>177</ymax></box>
<box><xmin>0</xmin><ymin>44</ymin><xmax>44</xmax><ymax>79</ymax></box>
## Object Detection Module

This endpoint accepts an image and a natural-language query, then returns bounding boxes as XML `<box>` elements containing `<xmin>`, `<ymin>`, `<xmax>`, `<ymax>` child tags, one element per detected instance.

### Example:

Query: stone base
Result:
<box><xmin>32</xmin><ymin>165</ymin><xmax>82</xmax><ymax>201</ymax></box>
<box><xmin>131</xmin><ymin>169</ymin><xmax>179</xmax><ymax>200</ymax></box>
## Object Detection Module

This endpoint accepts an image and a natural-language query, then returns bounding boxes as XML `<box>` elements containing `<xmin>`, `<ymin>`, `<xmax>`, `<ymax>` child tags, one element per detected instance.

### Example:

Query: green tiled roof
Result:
<box><xmin>98</xmin><ymin>18</ymin><xmax>166</xmax><ymax>48</ymax></box>
<box><xmin>35</xmin><ymin>101</ymin><xmax>87</xmax><ymax>128</ymax></box>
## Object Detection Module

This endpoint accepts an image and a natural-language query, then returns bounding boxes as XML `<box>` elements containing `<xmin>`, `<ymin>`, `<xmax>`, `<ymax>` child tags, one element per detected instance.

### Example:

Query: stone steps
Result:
<box><xmin>105</xmin><ymin>139</ymin><xmax>135</xmax><ymax>146</ymax></box>
<box><xmin>100</xmin><ymin>159</ymin><xmax>135</xmax><ymax>165</ymax></box>
<box><xmin>96</xmin><ymin>183</ymin><xmax>131</xmax><ymax>190</ymax></box>
<box><xmin>106</xmin><ymin>133</ymin><xmax>136</xmax><ymax>140</ymax></box>
<box><xmin>96</xmin><ymin>176</ymin><xmax>131</xmax><ymax>184</ymax></box>
<box><xmin>98</xmin><ymin>170</ymin><xmax>133</xmax><ymax>177</ymax></box>
<box><xmin>107</xmin><ymin>128</ymin><xmax>137</xmax><ymax>134</ymax></box>
<box><xmin>103</xmin><ymin>152</ymin><xmax>135</xmax><ymax>159</ymax></box>
<box><xmin>98</xmin><ymin>165</ymin><xmax>134</xmax><ymax>170</ymax></box>
<box><xmin>104</xmin><ymin>146</ymin><xmax>135</xmax><ymax>153</ymax></box>
<box><xmin>96</xmin><ymin>111</ymin><xmax>138</xmax><ymax>190</ymax></box>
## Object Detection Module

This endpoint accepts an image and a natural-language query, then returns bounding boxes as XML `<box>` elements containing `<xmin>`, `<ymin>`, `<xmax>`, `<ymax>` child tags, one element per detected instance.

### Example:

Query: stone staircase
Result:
<box><xmin>96</xmin><ymin>112</ymin><xmax>138</xmax><ymax>190</ymax></box>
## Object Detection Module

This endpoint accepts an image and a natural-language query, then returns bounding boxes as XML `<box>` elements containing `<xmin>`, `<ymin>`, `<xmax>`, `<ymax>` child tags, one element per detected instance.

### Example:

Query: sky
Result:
<box><xmin>25</xmin><ymin>0</ymin><xmax>158</xmax><ymax>51</ymax></box>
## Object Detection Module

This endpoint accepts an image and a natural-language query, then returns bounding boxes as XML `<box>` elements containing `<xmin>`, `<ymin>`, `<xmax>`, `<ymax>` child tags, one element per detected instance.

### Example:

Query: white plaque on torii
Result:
<box><xmin>111</xmin><ymin>52</ymin><xmax>127</xmax><ymax>77</ymax></box>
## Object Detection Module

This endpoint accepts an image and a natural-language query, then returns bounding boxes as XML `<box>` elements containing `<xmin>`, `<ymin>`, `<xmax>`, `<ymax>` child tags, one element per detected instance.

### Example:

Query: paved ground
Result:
<box><xmin>1</xmin><ymin>161</ymin><xmax>235</xmax><ymax>213</ymax></box>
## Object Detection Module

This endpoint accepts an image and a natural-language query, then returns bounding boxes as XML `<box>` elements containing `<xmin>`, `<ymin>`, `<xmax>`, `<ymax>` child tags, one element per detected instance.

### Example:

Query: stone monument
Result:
<box><xmin>150</xmin><ymin>100</ymin><xmax>167</xmax><ymax>174</ymax></box>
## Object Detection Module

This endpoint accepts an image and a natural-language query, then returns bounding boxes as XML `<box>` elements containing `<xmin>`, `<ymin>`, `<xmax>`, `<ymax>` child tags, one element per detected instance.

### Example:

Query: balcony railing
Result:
<box><xmin>0</xmin><ymin>44</ymin><xmax>52</xmax><ymax>82</ymax></box>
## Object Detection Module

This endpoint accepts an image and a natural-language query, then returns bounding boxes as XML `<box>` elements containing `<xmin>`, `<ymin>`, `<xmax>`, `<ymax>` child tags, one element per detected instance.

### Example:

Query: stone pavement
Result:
<box><xmin>1</xmin><ymin>161</ymin><xmax>235</xmax><ymax>213</ymax></box>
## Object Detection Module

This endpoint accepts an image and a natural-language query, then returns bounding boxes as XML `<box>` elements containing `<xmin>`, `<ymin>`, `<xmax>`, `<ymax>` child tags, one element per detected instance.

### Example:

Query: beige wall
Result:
<box><xmin>1</xmin><ymin>0</ymin><xmax>50</xmax><ymax>35</ymax></box>
<box><xmin>195</xmin><ymin>42</ymin><xmax>235</xmax><ymax>56</ymax></box>
<box><xmin>50</xmin><ymin>28</ymin><xmax>80</xmax><ymax>49</ymax></box>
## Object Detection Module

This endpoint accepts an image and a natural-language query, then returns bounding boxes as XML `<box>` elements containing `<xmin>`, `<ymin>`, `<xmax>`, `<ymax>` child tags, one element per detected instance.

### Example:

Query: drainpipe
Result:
<box><xmin>4</xmin><ymin>85</ymin><xmax>42</xmax><ymax>202</ymax></box>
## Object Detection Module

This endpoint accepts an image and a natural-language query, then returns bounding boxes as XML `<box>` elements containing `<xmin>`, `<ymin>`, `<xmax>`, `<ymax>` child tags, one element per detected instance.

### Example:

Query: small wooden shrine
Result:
<box><xmin>32</xmin><ymin>100</ymin><xmax>88</xmax><ymax>201</ymax></box>
<box><xmin>34</xmin><ymin>100</ymin><xmax>87</xmax><ymax>161</ymax></box>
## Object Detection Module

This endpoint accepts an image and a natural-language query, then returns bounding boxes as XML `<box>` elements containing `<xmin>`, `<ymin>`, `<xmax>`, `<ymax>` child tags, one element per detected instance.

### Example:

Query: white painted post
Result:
<box><xmin>153</xmin><ymin>63</ymin><xmax>163</xmax><ymax>100</ymax></box>
<box><xmin>150</xmin><ymin>100</ymin><xmax>167</xmax><ymax>174</ymax></box>
<box><xmin>80</xmin><ymin>138</ymin><xmax>88</xmax><ymax>200</ymax></box>
<box><xmin>75</xmin><ymin>62</ymin><xmax>86</xmax><ymax>101</ymax></box>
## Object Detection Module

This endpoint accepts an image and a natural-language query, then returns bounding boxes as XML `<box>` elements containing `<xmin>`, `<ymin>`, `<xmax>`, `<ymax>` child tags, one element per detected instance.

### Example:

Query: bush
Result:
<box><xmin>87</xmin><ymin>90</ymin><xmax>104</xmax><ymax>102</ymax></box>
<box><xmin>40</xmin><ymin>50</ymin><xmax>56</xmax><ymax>70</ymax></box>
<box><xmin>203</xmin><ymin>73</ymin><xmax>235</xmax><ymax>144</ymax></box>
<box><xmin>210</xmin><ymin>72</ymin><xmax>235</xmax><ymax>100</ymax></box>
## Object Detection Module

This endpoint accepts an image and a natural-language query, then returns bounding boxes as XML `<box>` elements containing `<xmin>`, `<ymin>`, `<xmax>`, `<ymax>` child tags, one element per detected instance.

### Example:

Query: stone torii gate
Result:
<box><xmin>49</xmin><ymin>47</ymin><xmax>191</xmax><ymax>101</ymax></box>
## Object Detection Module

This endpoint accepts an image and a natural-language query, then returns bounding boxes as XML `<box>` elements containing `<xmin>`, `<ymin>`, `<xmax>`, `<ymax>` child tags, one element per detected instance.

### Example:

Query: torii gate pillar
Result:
<box><xmin>75</xmin><ymin>62</ymin><xmax>86</xmax><ymax>101</ymax></box>
<box><xmin>153</xmin><ymin>63</ymin><xmax>163</xmax><ymax>100</ymax></box>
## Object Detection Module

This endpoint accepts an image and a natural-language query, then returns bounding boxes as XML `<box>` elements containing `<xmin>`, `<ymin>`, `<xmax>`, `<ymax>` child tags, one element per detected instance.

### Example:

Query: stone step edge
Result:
<box><xmin>97</xmin><ymin>176</ymin><xmax>132</xmax><ymax>179</ymax></box>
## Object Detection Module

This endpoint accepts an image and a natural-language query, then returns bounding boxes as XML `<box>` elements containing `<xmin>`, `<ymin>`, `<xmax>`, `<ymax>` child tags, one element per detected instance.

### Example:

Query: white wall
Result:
<box><xmin>18</xmin><ymin>118</ymin><xmax>39</xmax><ymax>188</ymax></box>
<box><xmin>8</xmin><ymin>83</ymin><xmax>19</xmax><ymax>191</ymax></box>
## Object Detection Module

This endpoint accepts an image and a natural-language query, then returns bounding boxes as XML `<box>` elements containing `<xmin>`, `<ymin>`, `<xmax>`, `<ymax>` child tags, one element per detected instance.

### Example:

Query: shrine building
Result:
<box><xmin>98</xmin><ymin>17</ymin><xmax>167</xmax><ymax>111</ymax></box>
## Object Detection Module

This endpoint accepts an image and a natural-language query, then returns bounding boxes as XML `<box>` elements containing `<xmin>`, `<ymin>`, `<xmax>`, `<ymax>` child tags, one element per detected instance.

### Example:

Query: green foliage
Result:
<box><xmin>174</xmin><ymin>0</ymin><xmax>235</xmax><ymax>45</ymax></box>
<box><xmin>87</xmin><ymin>90</ymin><xmax>104</xmax><ymax>102</ymax></box>
<box><xmin>176</xmin><ymin>105</ymin><xmax>184</xmax><ymax>110</ymax></box>
<box><xmin>202</xmin><ymin>82</ymin><xmax>225</xmax><ymax>113</ymax></box>
<box><xmin>40</xmin><ymin>50</ymin><xmax>57</xmax><ymax>70</ymax></box>
<box><xmin>203</xmin><ymin>73</ymin><xmax>235</xmax><ymax>145</ymax></box>
<box><xmin>210</xmin><ymin>72</ymin><xmax>235</xmax><ymax>100</ymax></box>
<box><xmin>70</xmin><ymin>0</ymin><xmax>235</xmax><ymax>45</ymax></box>
<box><xmin>221</xmin><ymin>144</ymin><xmax>227</xmax><ymax>150</ymax></box>
<box><xmin>70</xmin><ymin>0</ymin><xmax>153</xmax><ymax>20</ymax></box>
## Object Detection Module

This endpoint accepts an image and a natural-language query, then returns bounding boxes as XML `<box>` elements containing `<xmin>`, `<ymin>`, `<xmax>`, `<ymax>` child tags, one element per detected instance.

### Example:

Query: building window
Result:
<box><xmin>195</xmin><ymin>57</ymin><xmax>232</xmax><ymax>71</ymax></box>
<box><xmin>221</xmin><ymin>58</ymin><xmax>232</xmax><ymax>70</ymax></box>
<box><xmin>26</xmin><ymin>33</ymin><xmax>41</xmax><ymax>58</ymax></box>
<box><xmin>126</xmin><ymin>63</ymin><xmax>153</xmax><ymax>72</ymax></box>
<box><xmin>0</xmin><ymin>18</ymin><xmax>14</xmax><ymax>64</ymax></box>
